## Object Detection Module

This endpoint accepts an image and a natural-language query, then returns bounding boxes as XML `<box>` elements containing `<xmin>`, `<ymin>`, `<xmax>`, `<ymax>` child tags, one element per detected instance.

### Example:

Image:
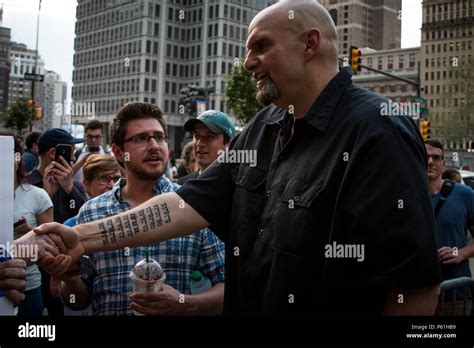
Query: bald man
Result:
<box><xmin>22</xmin><ymin>0</ymin><xmax>442</xmax><ymax>316</ymax></box>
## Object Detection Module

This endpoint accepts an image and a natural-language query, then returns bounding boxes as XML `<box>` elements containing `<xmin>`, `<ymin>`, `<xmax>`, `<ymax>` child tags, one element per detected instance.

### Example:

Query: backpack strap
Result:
<box><xmin>434</xmin><ymin>179</ymin><xmax>455</xmax><ymax>217</ymax></box>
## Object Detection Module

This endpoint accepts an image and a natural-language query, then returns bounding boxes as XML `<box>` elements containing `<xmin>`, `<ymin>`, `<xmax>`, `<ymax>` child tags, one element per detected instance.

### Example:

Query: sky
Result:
<box><xmin>3</xmin><ymin>0</ymin><xmax>423</xmax><ymax>101</ymax></box>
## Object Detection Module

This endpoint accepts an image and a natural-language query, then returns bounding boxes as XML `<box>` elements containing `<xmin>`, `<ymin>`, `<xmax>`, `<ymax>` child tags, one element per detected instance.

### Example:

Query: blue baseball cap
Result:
<box><xmin>37</xmin><ymin>128</ymin><xmax>85</xmax><ymax>154</ymax></box>
<box><xmin>184</xmin><ymin>110</ymin><xmax>236</xmax><ymax>140</ymax></box>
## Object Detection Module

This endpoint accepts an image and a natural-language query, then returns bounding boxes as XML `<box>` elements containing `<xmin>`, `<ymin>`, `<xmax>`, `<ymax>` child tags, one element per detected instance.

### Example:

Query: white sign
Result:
<box><xmin>0</xmin><ymin>136</ymin><xmax>14</xmax><ymax>315</ymax></box>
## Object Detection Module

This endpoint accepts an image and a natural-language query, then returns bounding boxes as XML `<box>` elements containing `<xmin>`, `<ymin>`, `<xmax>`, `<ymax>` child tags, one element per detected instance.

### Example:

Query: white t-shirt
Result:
<box><xmin>14</xmin><ymin>184</ymin><xmax>53</xmax><ymax>291</ymax></box>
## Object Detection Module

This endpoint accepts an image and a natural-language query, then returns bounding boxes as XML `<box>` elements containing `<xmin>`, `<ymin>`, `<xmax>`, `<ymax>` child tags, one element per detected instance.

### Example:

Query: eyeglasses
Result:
<box><xmin>123</xmin><ymin>132</ymin><xmax>167</xmax><ymax>146</ymax></box>
<box><xmin>428</xmin><ymin>154</ymin><xmax>443</xmax><ymax>162</ymax></box>
<box><xmin>95</xmin><ymin>174</ymin><xmax>121</xmax><ymax>185</ymax></box>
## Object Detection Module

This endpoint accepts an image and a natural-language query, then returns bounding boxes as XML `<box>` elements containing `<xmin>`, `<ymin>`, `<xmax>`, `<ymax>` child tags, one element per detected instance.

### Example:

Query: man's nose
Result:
<box><xmin>243</xmin><ymin>50</ymin><xmax>256</xmax><ymax>72</ymax></box>
<box><xmin>147</xmin><ymin>137</ymin><xmax>161</xmax><ymax>149</ymax></box>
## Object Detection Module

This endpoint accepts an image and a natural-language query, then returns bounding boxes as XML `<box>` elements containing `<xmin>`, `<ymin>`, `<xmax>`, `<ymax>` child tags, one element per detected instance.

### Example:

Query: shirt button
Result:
<box><xmin>265</xmin><ymin>191</ymin><xmax>271</xmax><ymax>197</ymax></box>
<box><xmin>257</xmin><ymin>229</ymin><xmax>263</xmax><ymax>236</ymax></box>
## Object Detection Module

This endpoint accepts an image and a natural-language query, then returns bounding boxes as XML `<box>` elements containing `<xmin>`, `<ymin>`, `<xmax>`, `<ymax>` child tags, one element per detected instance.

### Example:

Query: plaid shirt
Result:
<box><xmin>76</xmin><ymin>176</ymin><xmax>225</xmax><ymax>315</ymax></box>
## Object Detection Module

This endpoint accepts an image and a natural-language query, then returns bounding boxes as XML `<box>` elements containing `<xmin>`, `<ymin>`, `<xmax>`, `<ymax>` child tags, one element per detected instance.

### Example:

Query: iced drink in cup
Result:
<box><xmin>129</xmin><ymin>257</ymin><xmax>166</xmax><ymax>315</ymax></box>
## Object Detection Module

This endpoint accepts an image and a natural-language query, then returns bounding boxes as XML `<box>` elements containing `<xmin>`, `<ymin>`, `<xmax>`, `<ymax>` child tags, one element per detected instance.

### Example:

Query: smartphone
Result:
<box><xmin>88</xmin><ymin>146</ymin><xmax>100</xmax><ymax>153</ymax></box>
<box><xmin>55</xmin><ymin>144</ymin><xmax>72</xmax><ymax>163</ymax></box>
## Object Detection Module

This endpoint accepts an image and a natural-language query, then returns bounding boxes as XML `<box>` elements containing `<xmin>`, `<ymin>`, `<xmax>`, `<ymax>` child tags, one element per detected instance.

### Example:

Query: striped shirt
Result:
<box><xmin>76</xmin><ymin>176</ymin><xmax>225</xmax><ymax>315</ymax></box>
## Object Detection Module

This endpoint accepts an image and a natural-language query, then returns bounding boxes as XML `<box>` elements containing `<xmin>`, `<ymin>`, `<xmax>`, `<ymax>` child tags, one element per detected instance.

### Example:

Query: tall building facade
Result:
<box><xmin>8</xmin><ymin>42</ymin><xmax>45</xmax><ymax>108</ymax></box>
<box><xmin>352</xmin><ymin>46</ymin><xmax>420</xmax><ymax>102</ymax></box>
<box><xmin>72</xmin><ymin>0</ymin><xmax>275</xmax><ymax>153</ymax></box>
<box><xmin>420</xmin><ymin>0</ymin><xmax>473</xmax><ymax>148</ymax></box>
<box><xmin>41</xmin><ymin>70</ymin><xmax>67</xmax><ymax>131</ymax></box>
<box><xmin>320</xmin><ymin>0</ymin><xmax>401</xmax><ymax>56</ymax></box>
<box><xmin>0</xmin><ymin>26</ymin><xmax>11</xmax><ymax>113</ymax></box>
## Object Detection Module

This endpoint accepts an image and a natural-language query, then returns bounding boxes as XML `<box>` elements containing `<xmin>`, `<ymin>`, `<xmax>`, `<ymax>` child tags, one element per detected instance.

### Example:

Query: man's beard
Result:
<box><xmin>256</xmin><ymin>77</ymin><xmax>281</xmax><ymax>106</ymax></box>
<box><xmin>127</xmin><ymin>160</ymin><xmax>166</xmax><ymax>182</ymax></box>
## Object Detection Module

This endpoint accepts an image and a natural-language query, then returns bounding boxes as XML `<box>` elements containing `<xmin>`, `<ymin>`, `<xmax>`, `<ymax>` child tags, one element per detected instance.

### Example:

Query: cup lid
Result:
<box><xmin>131</xmin><ymin>258</ymin><xmax>165</xmax><ymax>281</ymax></box>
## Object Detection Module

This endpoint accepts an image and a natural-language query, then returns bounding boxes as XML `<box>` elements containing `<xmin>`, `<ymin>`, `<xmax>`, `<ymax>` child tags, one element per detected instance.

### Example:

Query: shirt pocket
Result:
<box><xmin>231</xmin><ymin>166</ymin><xmax>267</xmax><ymax>249</ymax></box>
<box><xmin>272</xmin><ymin>178</ymin><xmax>324</xmax><ymax>256</ymax></box>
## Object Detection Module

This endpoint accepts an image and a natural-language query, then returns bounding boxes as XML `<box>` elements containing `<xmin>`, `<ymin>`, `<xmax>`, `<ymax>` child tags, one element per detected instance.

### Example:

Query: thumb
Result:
<box><xmin>33</xmin><ymin>224</ymin><xmax>49</xmax><ymax>235</ymax></box>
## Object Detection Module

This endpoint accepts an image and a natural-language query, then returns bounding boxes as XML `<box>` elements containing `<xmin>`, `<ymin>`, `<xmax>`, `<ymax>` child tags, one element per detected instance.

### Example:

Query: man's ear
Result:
<box><xmin>49</xmin><ymin>147</ymin><xmax>56</xmax><ymax>161</ymax></box>
<box><xmin>303</xmin><ymin>28</ymin><xmax>321</xmax><ymax>62</ymax></box>
<box><xmin>112</xmin><ymin>143</ymin><xmax>124</xmax><ymax>163</ymax></box>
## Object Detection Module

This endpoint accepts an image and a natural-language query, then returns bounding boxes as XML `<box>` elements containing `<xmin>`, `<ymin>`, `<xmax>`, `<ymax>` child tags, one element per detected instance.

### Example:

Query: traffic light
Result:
<box><xmin>27</xmin><ymin>99</ymin><xmax>34</xmax><ymax>109</ymax></box>
<box><xmin>420</xmin><ymin>120</ymin><xmax>431</xmax><ymax>140</ymax></box>
<box><xmin>350</xmin><ymin>46</ymin><xmax>361</xmax><ymax>73</ymax></box>
<box><xmin>34</xmin><ymin>107</ymin><xmax>43</xmax><ymax>120</ymax></box>
<box><xmin>178</xmin><ymin>85</ymin><xmax>214</xmax><ymax>117</ymax></box>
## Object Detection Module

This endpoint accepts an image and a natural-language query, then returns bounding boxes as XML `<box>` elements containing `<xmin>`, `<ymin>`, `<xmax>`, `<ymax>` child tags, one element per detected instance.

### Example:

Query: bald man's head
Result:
<box><xmin>249</xmin><ymin>0</ymin><xmax>338</xmax><ymax>63</ymax></box>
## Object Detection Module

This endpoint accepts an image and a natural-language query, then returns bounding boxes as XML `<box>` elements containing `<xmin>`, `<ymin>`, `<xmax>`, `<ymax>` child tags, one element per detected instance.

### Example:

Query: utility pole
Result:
<box><xmin>30</xmin><ymin>0</ymin><xmax>41</xmax><ymax>131</ymax></box>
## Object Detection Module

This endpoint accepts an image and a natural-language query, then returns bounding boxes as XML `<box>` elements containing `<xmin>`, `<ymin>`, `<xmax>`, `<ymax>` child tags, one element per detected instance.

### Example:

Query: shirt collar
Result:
<box><xmin>113</xmin><ymin>175</ymin><xmax>173</xmax><ymax>204</ymax></box>
<box><xmin>261</xmin><ymin>68</ymin><xmax>353</xmax><ymax>133</ymax></box>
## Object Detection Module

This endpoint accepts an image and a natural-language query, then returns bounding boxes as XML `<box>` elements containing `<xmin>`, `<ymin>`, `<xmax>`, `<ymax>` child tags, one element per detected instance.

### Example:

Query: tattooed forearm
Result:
<box><xmin>146</xmin><ymin>207</ymin><xmax>155</xmax><ymax>230</ymax></box>
<box><xmin>106</xmin><ymin>219</ymin><xmax>117</xmax><ymax>244</ymax></box>
<box><xmin>130</xmin><ymin>213</ymin><xmax>139</xmax><ymax>234</ymax></box>
<box><xmin>116</xmin><ymin>216</ymin><xmax>125</xmax><ymax>239</ymax></box>
<box><xmin>96</xmin><ymin>203</ymin><xmax>173</xmax><ymax>246</ymax></box>
<box><xmin>123</xmin><ymin>215</ymin><xmax>133</xmax><ymax>237</ymax></box>
<box><xmin>98</xmin><ymin>222</ymin><xmax>109</xmax><ymax>246</ymax></box>
<box><xmin>161</xmin><ymin>203</ymin><xmax>171</xmax><ymax>224</ymax></box>
<box><xmin>138</xmin><ymin>209</ymin><xmax>149</xmax><ymax>232</ymax></box>
<box><xmin>153</xmin><ymin>204</ymin><xmax>163</xmax><ymax>227</ymax></box>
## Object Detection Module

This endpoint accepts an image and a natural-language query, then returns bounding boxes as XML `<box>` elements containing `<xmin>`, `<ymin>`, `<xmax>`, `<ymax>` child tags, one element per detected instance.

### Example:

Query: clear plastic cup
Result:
<box><xmin>129</xmin><ymin>258</ymin><xmax>166</xmax><ymax>316</ymax></box>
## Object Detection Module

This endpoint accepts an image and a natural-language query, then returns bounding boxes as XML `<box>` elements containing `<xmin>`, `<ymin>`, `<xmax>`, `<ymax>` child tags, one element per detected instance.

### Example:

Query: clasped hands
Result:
<box><xmin>13</xmin><ymin>223</ymin><xmax>84</xmax><ymax>278</ymax></box>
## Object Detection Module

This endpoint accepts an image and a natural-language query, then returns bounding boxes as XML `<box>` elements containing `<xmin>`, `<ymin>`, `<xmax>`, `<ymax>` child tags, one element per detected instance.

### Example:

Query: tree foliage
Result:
<box><xmin>1</xmin><ymin>98</ymin><xmax>33</xmax><ymax>134</ymax></box>
<box><xmin>225</xmin><ymin>60</ymin><xmax>263</xmax><ymax>125</ymax></box>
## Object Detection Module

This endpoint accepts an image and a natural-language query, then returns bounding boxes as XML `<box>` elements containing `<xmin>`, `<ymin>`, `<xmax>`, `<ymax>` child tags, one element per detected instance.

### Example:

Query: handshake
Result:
<box><xmin>13</xmin><ymin>223</ymin><xmax>85</xmax><ymax>277</ymax></box>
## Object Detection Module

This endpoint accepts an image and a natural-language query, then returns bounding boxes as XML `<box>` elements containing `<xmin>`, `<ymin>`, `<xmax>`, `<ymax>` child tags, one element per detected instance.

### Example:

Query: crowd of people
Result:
<box><xmin>1</xmin><ymin>103</ymin><xmax>235</xmax><ymax>316</ymax></box>
<box><xmin>2</xmin><ymin>0</ymin><xmax>474</xmax><ymax>317</ymax></box>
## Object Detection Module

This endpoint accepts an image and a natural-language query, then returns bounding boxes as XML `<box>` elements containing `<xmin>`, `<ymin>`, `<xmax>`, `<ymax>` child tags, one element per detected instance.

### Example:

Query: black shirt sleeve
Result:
<box><xmin>176</xmin><ymin>134</ymin><xmax>241</xmax><ymax>242</ymax></box>
<box><xmin>325</xmin><ymin>118</ymin><xmax>443</xmax><ymax>291</ymax></box>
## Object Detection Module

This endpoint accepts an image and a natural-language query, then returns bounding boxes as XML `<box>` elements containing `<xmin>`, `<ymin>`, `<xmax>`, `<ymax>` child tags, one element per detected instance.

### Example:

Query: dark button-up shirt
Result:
<box><xmin>177</xmin><ymin>68</ymin><xmax>442</xmax><ymax>316</ymax></box>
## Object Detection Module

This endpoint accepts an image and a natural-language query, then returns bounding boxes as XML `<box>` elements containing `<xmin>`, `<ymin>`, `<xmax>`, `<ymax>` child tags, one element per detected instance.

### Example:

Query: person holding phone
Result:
<box><xmin>0</xmin><ymin>132</ymin><xmax>54</xmax><ymax>316</ymax></box>
<box><xmin>72</xmin><ymin>120</ymin><xmax>108</xmax><ymax>190</ymax></box>
<box><xmin>27</xmin><ymin>128</ymin><xmax>87</xmax><ymax>316</ymax></box>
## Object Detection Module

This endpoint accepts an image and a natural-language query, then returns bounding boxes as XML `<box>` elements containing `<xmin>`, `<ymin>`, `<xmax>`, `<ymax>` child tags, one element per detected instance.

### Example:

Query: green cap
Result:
<box><xmin>192</xmin><ymin>270</ymin><xmax>203</xmax><ymax>281</ymax></box>
<box><xmin>184</xmin><ymin>110</ymin><xmax>236</xmax><ymax>140</ymax></box>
